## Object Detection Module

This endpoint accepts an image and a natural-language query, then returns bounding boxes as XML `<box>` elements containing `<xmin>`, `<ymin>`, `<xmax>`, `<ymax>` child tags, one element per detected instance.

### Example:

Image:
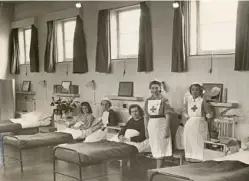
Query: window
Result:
<box><xmin>110</xmin><ymin>5</ymin><xmax>141</xmax><ymax>60</ymax></box>
<box><xmin>189</xmin><ymin>1</ymin><xmax>238</xmax><ymax>55</ymax></box>
<box><xmin>18</xmin><ymin>27</ymin><xmax>31</xmax><ymax>65</ymax></box>
<box><xmin>56</xmin><ymin>18</ymin><xmax>76</xmax><ymax>63</ymax></box>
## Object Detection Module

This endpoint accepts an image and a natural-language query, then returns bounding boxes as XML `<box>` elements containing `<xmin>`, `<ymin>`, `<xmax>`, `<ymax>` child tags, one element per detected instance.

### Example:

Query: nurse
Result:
<box><xmin>183</xmin><ymin>82</ymin><xmax>213</xmax><ymax>162</ymax></box>
<box><xmin>144</xmin><ymin>80</ymin><xmax>174</xmax><ymax>162</ymax></box>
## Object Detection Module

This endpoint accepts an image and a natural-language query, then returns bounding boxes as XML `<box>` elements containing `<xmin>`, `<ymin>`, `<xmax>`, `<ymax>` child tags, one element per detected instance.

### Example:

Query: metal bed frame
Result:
<box><xmin>1</xmin><ymin>134</ymin><xmax>76</xmax><ymax>172</ymax></box>
<box><xmin>53</xmin><ymin>146</ymin><xmax>131</xmax><ymax>181</ymax></box>
<box><xmin>149</xmin><ymin>171</ymin><xmax>193</xmax><ymax>181</ymax></box>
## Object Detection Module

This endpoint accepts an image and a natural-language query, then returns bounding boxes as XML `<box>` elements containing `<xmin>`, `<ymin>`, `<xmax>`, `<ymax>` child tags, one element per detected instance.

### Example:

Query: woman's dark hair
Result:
<box><xmin>149</xmin><ymin>80</ymin><xmax>162</xmax><ymax>93</ymax></box>
<box><xmin>80</xmin><ymin>102</ymin><xmax>93</xmax><ymax>113</ymax></box>
<box><xmin>129</xmin><ymin>104</ymin><xmax>144</xmax><ymax>117</ymax></box>
<box><xmin>189</xmin><ymin>84</ymin><xmax>203</xmax><ymax>96</ymax></box>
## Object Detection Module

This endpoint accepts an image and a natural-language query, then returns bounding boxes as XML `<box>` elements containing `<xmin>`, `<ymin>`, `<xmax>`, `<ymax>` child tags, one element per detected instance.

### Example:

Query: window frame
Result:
<box><xmin>56</xmin><ymin>17</ymin><xmax>76</xmax><ymax>63</ymax></box>
<box><xmin>110</xmin><ymin>5</ymin><xmax>141</xmax><ymax>60</ymax></box>
<box><xmin>18</xmin><ymin>26</ymin><xmax>31</xmax><ymax>65</ymax></box>
<box><xmin>189</xmin><ymin>1</ymin><xmax>237</xmax><ymax>56</ymax></box>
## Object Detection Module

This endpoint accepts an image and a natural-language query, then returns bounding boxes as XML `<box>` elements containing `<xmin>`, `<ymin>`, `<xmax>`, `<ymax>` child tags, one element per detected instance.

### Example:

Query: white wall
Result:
<box><xmin>0</xmin><ymin>3</ymin><xmax>13</xmax><ymax>79</ymax></box>
<box><xmin>12</xmin><ymin>1</ymin><xmax>249</xmax><ymax>139</ymax></box>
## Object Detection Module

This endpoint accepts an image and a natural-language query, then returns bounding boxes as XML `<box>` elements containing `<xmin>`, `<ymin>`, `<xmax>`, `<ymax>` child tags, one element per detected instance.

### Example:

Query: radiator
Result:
<box><xmin>214</xmin><ymin>118</ymin><xmax>237</xmax><ymax>138</ymax></box>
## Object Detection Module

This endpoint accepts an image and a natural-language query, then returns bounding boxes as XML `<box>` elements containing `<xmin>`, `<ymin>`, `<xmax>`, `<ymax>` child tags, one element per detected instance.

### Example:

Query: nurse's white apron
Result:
<box><xmin>183</xmin><ymin>97</ymin><xmax>208</xmax><ymax>161</ymax></box>
<box><xmin>147</xmin><ymin>100</ymin><xmax>172</xmax><ymax>158</ymax></box>
<box><xmin>84</xmin><ymin>111</ymin><xmax>109</xmax><ymax>142</ymax></box>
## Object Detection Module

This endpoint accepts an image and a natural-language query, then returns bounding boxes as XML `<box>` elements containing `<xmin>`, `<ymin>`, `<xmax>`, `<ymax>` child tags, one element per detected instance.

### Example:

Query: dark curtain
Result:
<box><xmin>73</xmin><ymin>15</ymin><xmax>88</xmax><ymax>74</ymax></box>
<box><xmin>9</xmin><ymin>28</ymin><xmax>20</xmax><ymax>74</ymax></box>
<box><xmin>137</xmin><ymin>1</ymin><xmax>153</xmax><ymax>72</ymax></box>
<box><xmin>171</xmin><ymin>1</ymin><xmax>188</xmax><ymax>72</ymax></box>
<box><xmin>95</xmin><ymin>9</ymin><xmax>111</xmax><ymax>73</ymax></box>
<box><xmin>44</xmin><ymin>20</ymin><xmax>56</xmax><ymax>73</ymax></box>
<box><xmin>30</xmin><ymin>25</ymin><xmax>39</xmax><ymax>72</ymax></box>
<box><xmin>234</xmin><ymin>1</ymin><xmax>249</xmax><ymax>71</ymax></box>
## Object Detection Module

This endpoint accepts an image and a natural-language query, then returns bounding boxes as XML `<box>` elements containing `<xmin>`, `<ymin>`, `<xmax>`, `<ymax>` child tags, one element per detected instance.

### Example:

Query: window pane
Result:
<box><xmin>18</xmin><ymin>30</ymin><xmax>25</xmax><ymax>65</ymax></box>
<box><xmin>64</xmin><ymin>20</ymin><xmax>76</xmax><ymax>41</ymax></box>
<box><xmin>65</xmin><ymin>40</ymin><xmax>73</xmax><ymax>59</ymax></box>
<box><xmin>200</xmin><ymin>22</ymin><xmax>236</xmax><ymax>52</ymax></box>
<box><xmin>110</xmin><ymin>10</ymin><xmax>118</xmax><ymax>59</ymax></box>
<box><xmin>190</xmin><ymin>1</ymin><xmax>197</xmax><ymax>55</ymax></box>
<box><xmin>56</xmin><ymin>22</ymin><xmax>64</xmax><ymax>62</ymax></box>
<box><xmin>200</xmin><ymin>1</ymin><xmax>237</xmax><ymax>25</ymax></box>
<box><xmin>119</xmin><ymin>8</ymin><xmax>140</xmax><ymax>34</ymax></box>
<box><xmin>24</xmin><ymin>28</ymin><xmax>31</xmax><ymax>63</ymax></box>
<box><xmin>119</xmin><ymin>33</ymin><xmax>139</xmax><ymax>57</ymax></box>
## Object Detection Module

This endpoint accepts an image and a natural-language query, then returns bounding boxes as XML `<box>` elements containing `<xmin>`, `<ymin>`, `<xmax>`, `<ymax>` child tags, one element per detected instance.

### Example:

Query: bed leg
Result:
<box><xmin>120</xmin><ymin>160</ymin><xmax>127</xmax><ymax>181</ymax></box>
<box><xmin>53</xmin><ymin>157</ymin><xmax>56</xmax><ymax>181</ymax></box>
<box><xmin>156</xmin><ymin>158</ymin><xmax>164</xmax><ymax>168</ymax></box>
<box><xmin>19</xmin><ymin>148</ymin><xmax>23</xmax><ymax>172</ymax></box>
<box><xmin>78</xmin><ymin>164</ymin><xmax>82</xmax><ymax>181</ymax></box>
<box><xmin>2</xmin><ymin>141</ymin><xmax>5</xmax><ymax>166</ymax></box>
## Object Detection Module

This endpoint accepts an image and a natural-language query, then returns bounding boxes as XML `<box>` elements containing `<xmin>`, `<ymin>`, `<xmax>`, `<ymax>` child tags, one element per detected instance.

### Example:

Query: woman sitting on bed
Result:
<box><xmin>110</xmin><ymin>104</ymin><xmax>150</xmax><ymax>153</ymax></box>
<box><xmin>67</xmin><ymin>102</ymin><xmax>95</xmax><ymax>130</ymax></box>
<box><xmin>58</xmin><ymin>102</ymin><xmax>96</xmax><ymax>139</ymax></box>
<box><xmin>118</xmin><ymin>104</ymin><xmax>146</xmax><ymax>143</ymax></box>
<box><xmin>84</xmin><ymin>98</ymin><xmax>119</xmax><ymax>142</ymax></box>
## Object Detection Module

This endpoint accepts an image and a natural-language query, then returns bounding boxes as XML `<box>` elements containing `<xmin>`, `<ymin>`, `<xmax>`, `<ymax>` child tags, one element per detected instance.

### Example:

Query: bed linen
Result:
<box><xmin>0</xmin><ymin>120</ymin><xmax>22</xmax><ymax>133</ymax></box>
<box><xmin>148</xmin><ymin>160</ymin><xmax>249</xmax><ymax>181</ymax></box>
<box><xmin>56</xmin><ymin>127</ymin><xmax>92</xmax><ymax>140</ymax></box>
<box><xmin>108</xmin><ymin>134</ymin><xmax>151</xmax><ymax>153</ymax></box>
<box><xmin>3</xmin><ymin>132</ymin><xmax>73</xmax><ymax>148</ymax></box>
<box><xmin>54</xmin><ymin>140</ymin><xmax>138</xmax><ymax>165</ymax></box>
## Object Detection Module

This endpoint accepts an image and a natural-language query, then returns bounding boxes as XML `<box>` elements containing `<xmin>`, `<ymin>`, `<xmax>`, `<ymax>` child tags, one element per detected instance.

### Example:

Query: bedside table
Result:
<box><xmin>39</xmin><ymin>126</ymin><xmax>57</xmax><ymax>133</ymax></box>
<box><xmin>203</xmin><ymin>140</ymin><xmax>228</xmax><ymax>161</ymax></box>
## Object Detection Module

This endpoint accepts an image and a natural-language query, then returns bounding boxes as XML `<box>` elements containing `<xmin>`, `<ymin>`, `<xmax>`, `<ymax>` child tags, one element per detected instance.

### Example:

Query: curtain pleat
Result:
<box><xmin>44</xmin><ymin>20</ymin><xmax>56</xmax><ymax>73</ymax></box>
<box><xmin>30</xmin><ymin>25</ymin><xmax>39</xmax><ymax>72</ymax></box>
<box><xmin>73</xmin><ymin>15</ymin><xmax>88</xmax><ymax>74</ymax></box>
<box><xmin>9</xmin><ymin>28</ymin><xmax>20</xmax><ymax>74</ymax></box>
<box><xmin>234</xmin><ymin>1</ymin><xmax>249</xmax><ymax>71</ymax></box>
<box><xmin>171</xmin><ymin>1</ymin><xmax>188</xmax><ymax>72</ymax></box>
<box><xmin>137</xmin><ymin>1</ymin><xmax>153</xmax><ymax>72</ymax></box>
<box><xmin>95</xmin><ymin>9</ymin><xmax>111</xmax><ymax>73</ymax></box>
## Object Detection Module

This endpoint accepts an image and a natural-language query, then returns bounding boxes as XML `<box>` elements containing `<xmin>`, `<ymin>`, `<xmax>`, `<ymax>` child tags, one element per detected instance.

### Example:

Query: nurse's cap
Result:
<box><xmin>101</xmin><ymin>97</ymin><xmax>112</xmax><ymax>106</ymax></box>
<box><xmin>191</xmin><ymin>82</ymin><xmax>203</xmax><ymax>87</ymax></box>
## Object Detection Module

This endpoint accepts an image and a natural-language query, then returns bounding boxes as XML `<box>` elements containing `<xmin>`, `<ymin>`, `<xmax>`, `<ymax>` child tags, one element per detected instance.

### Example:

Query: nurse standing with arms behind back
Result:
<box><xmin>144</xmin><ymin>80</ymin><xmax>174</xmax><ymax>167</ymax></box>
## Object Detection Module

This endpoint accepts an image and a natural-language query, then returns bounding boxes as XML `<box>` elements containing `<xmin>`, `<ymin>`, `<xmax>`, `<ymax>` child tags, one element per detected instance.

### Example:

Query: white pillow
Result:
<box><xmin>241</xmin><ymin>136</ymin><xmax>249</xmax><ymax>150</ymax></box>
<box><xmin>22</xmin><ymin>111</ymin><xmax>51</xmax><ymax>122</ymax></box>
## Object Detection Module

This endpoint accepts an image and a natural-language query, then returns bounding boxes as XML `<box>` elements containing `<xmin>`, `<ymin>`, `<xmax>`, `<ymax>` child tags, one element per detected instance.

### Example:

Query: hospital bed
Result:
<box><xmin>1</xmin><ymin>128</ymin><xmax>89</xmax><ymax>172</ymax></box>
<box><xmin>148</xmin><ymin>149</ymin><xmax>249</xmax><ymax>181</ymax></box>
<box><xmin>0</xmin><ymin>111</ymin><xmax>52</xmax><ymax>134</ymax></box>
<box><xmin>53</xmin><ymin>140</ymin><xmax>139</xmax><ymax>181</ymax></box>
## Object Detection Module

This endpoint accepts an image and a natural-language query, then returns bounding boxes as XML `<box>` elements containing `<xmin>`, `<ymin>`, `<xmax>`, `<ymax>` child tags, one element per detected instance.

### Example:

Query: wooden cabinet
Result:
<box><xmin>0</xmin><ymin>79</ymin><xmax>15</xmax><ymax>120</ymax></box>
<box><xmin>16</xmin><ymin>91</ymin><xmax>36</xmax><ymax>113</ymax></box>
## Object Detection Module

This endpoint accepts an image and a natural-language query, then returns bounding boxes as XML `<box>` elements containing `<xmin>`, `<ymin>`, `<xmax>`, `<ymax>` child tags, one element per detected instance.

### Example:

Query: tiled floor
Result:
<box><xmin>0</xmin><ymin>142</ymin><xmax>174</xmax><ymax>181</ymax></box>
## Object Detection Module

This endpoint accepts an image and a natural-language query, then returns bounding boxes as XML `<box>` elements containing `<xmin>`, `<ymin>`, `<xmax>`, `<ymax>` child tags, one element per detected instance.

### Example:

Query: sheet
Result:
<box><xmin>3</xmin><ymin>132</ymin><xmax>73</xmax><ymax>148</ymax></box>
<box><xmin>108</xmin><ymin>134</ymin><xmax>151</xmax><ymax>153</ymax></box>
<box><xmin>54</xmin><ymin>140</ymin><xmax>139</xmax><ymax>165</ymax></box>
<box><xmin>148</xmin><ymin>160</ymin><xmax>249</xmax><ymax>181</ymax></box>
<box><xmin>10</xmin><ymin>117</ymin><xmax>50</xmax><ymax>128</ymax></box>
<box><xmin>57</xmin><ymin>128</ymin><xmax>92</xmax><ymax>140</ymax></box>
<box><xmin>214</xmin><ymin>150</ymin><xmax>249</xmax><ymax>165</ymax></box>
<box><xmin>0</xmin><ymin>120</ymin><xmax>22</xmax><ymax>133</ymax></box>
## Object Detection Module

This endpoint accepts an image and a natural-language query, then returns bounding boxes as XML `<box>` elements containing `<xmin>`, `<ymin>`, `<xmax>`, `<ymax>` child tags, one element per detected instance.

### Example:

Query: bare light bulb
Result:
<box><xmin>75</xmin><ymin>2</ymin><xmax>81</xmax><ymax>8</ymax></box>
<box><xmin>173</xmin><ymin>2</ymin><xmax>179</xmax><ymax>8</ymax></box>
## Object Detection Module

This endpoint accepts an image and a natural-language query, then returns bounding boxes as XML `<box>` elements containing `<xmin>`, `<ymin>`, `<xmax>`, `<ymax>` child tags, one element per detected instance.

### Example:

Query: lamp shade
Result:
<box><xmin>86</xmin><ymin>80</ymin><xmax>96</xmax><ymax>90</ymax></box>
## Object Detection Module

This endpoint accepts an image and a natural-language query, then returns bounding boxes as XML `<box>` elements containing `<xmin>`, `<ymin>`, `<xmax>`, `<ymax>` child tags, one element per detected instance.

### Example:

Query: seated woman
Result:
<box><xmin>110</xmin><ymin>104</ymin><xmax>150</xmax><ymax>153</ymax></box>
<box><xmin>84</xmin><ymin>98</ymin><xmax>119</xmax><ymax>142</ymax></box>
<box><xmin>57</xmin><ymin>102</ymin><xmax>96</xmax><ymax>139</ymax></box>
